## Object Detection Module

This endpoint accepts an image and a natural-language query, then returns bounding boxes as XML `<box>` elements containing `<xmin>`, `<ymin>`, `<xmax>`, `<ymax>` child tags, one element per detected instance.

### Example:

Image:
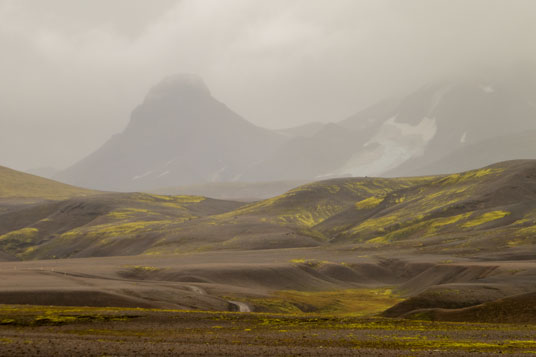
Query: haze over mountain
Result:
<box><xmin>56</xmin><ymin>74</ymin><xmax>286</xmax><ymax>191</ymax></box>
<box><xmin>247</xmin><ymin>69</ymin><xmax>536</xmax><ymax>181</ymax></box>
<box><xmin>56</xmin><ymin>68</ymin><xmax>536</xmax><ymax>192</ymax></box>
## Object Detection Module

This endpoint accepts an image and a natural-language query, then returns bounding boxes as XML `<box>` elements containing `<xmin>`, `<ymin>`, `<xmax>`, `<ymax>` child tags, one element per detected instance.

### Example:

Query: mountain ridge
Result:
<box><xmin>55</xmin><ymin>69</ymin><xmax>536</xmax><ymax>192</ymax></box>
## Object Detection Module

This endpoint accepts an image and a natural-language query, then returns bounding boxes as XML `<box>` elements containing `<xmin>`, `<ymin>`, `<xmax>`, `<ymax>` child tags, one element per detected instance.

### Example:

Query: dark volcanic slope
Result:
<box><xmin>2</xmin><ymin>160</ymin><xmax>536</xmax><ymax>261</ymax></box>
<box><xmin>173</xmin><ymin>160</ymin><xmax>536</xmax><ymax>256</ymax></box>
<box><xmin>317</xmin><ymin>160</ymin><xmax>536</xmax><ymax>251</ymax></box>
<box><xmin>0</xmin><ymin>192</ymin><xmax>243</xmax><ymax>260</ymax></box>
<box><xmin>402</xmin><ymin>291</ymin><xmax>536</xmax><ymax>324</ymax></box>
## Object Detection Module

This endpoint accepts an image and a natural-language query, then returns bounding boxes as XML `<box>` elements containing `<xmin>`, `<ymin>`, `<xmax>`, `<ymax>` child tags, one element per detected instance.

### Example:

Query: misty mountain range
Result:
<box><xmin>55</xmin><ymin>70</ymin><xmax>536</xmax><ymax>191</ymax></box>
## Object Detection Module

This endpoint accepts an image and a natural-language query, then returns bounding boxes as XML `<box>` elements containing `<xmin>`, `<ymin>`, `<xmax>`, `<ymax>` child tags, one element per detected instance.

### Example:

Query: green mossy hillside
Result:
<box><xmin>2</xmin><ymin>160</ymin><xmax>536</xmax><ymax>259</ymax></box>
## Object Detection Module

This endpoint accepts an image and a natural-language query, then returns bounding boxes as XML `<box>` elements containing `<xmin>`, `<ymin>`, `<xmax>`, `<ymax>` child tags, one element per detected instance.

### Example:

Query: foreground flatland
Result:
<box><xmin>1</xmin><ymin>305</ymin><xmax>536</xmax><ymax>356</ymax></box>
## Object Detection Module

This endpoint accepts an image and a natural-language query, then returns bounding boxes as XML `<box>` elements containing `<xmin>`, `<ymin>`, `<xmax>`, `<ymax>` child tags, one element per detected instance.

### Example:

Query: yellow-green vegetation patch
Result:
<box><xmin>2</xmin><ymin>303</ymin><xmax>536</xmax><ymax>355</ymax></box>
<box><xmin>0</xmin><ymin>165</ymin><xmax>95</xmax><ymax>200</ymax></box>
<box><xmin>349</xmin><ymin>336</ymin><xmax>536</xmax><ymax>352</ymax></box>
<box><xmin>507</xmin><ymin>239</ymin><xmax>527</xmax><ymax>247</ymax></box>
<box><xmin>362</xmin><ymin>212</ymin><xmax>476</xmax><ymax>245</ymax></box>
<box><xmin>213</xmin><ymin>194</ymin><xmax>289</xmax><ymax>219</ymax></box>
<box><xmin>0</xmin><ymin>228</ymin><xmax>40</xmax><ymax>255</ymax></box>
<box><xmin>106</xmin><ymin>208</ymin><xmax>152</xmax><ymax>220</ymax></box>
<box><xmin>366</xmin><ymin>236</ymin><xmax>390</xmax><ymax>245</ymax></box>
<box><xmin>0</xmin><ymin>227</ymin><xmax>38</xmax><ymax>241</ymax></box>
<box><xmin>242</xmin><ymin>288</ymin><xmax>402</xmax><ymax>316</ymax></box>
<box><xmin>355</xmin><ymin>196</ymin><xmax>384</xmax><ymax>210</ymax></box>
<box><xmin>462</xmin><ymin>211</ymin><xmax>510</xmax><ymax>228</ymax></box>
<box><xmin>343</xmin><ymin>177</ymin><xmax>434</xmax><ymax>196</ymax></box>
<box><xmin>60</xmin><ymin>220</ymin><xmax>174</xmax><ymax>240</ymax></box>
<box><xmin>439</xmin><ymin>168</ymin><xmax>504</xmax><ymax>185</ymax></box>
<box><xmin>278</xmin><ymin>212</ymin><xmax>318</xmax><ymax>227</ymax></box>
<box><xmin>289</xmin><ymin>259</ymin><xmax>329</xmax><ymax>267</ymax></box>
<box><xmin>17</xmin><ymin>246</ymin><xmax>37</xmax><ymax>259</ymax></box>
<box><xmin>517</xmin><ymin>225</ymin><xmax>536</xmax><ymax>236</ymax></box>
<box><xmin>511</xmin><ymin>218</ymin><xmax>532</xmax><ymax>226</ymax></box>
<box><xmin>349</xmin><ymin>214</ymin><xmax>401</xmax><ymax>237</ymax></box>
<box><xmin>434</xmin><ymin>213</ymin><xmax>469</xmax><ymax>226</ymax></box>
<box><xmin>123</xmin><ymin>265</ymin><xmax>162</xmax><ymax>272</ymax></box>
<box><xmin>278</xmin><ymin>203</ymin><xmax>343</xmax><ymax>227</ymax></box>
<box><xmin>394</xmin><ymin>196</ymin><xmax>406</xmax><ymax>204</ymax></box>
<box><xmin>132</xmin><ymin>193</ymin><xmax>205</xmax><ymax>209</ymax></box>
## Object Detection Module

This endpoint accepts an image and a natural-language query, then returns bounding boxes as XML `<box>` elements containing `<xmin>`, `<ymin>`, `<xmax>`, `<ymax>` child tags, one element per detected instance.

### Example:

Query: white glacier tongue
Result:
<box><xmin>132</xmin><ymin>170</ymin><xmax>153</xmax><ymax>181</ymax></box>
<box><xmin>369</xmin><ymin>116</ymin><xmax>437</xmax><ymax>143</ymax></box>
<box><xmin>336</xmin><ymin>116</ymin><xmax>438</xmax><ymax>177</ymax></box>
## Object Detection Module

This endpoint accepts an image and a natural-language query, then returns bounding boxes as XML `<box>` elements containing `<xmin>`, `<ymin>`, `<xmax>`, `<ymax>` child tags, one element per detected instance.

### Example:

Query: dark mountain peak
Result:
<box><xmin>126</xmin><ymin>73</ymin><xmax>215</xmax><ymax>132</ymax></box>
<box><xmin>145</xmin><ymin>73</ymin><xmax>211</xmax><ymax>102</ymax></box>
<box><xmin>56</xmin><ymin>73</ymin><xmax>286</xmax><ymax>191</ymax></box>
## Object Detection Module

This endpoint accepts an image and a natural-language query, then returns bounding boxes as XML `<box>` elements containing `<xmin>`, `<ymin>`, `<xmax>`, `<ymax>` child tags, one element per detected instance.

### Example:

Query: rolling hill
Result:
<box><xmin>0</xmin><ymin>165</ymin><xmax>95</xmax><ymax>203</ymax></box>
<box><xmin>151</xmin><ymin>180</ymin><xmax>310</xmax><ymax>202</ymax></box>
<box><xmin>1</xmin><ymin>161</ymin><xmax>536</xmax><ymax>324</ymax></box>
<box><xmin>0</xmin><ymin>191</ymin><xmax>243</xmax><ymax>261</ymax></box>
<box><xmin>2</xmin><ymin>160</ymin><xmax>536</xmax><ymax>261</ymax></box>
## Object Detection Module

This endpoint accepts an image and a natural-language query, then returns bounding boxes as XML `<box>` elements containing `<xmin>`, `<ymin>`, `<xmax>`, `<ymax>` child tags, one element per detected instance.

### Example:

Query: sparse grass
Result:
<box><xmin>106</xmin><ymin>208</ymin><xmax>152</xmax><ymax>220</ymax></box>
<box><xmin>0</xmin><ymin>166</ymin><xmax>95</xmax><ymax>200</ymax></box>
<box><xmin>439</xmin><ymin>168</ymin><xmax>504</xmax><ymax>185</ymax></box>
<box><xmin>0</xmin><ymin>228</ymin><xmax>38</xmax><ymax>242</ymax></box>
<box><xmin>60</xmin><ymin>220</ymin><xmax>175</xmax><ymax>241</ymax></box>
<box><xmin>236</xmin><ymin>288</ymin><xmax>403</xmax><ymax>316</ymax></box>
<box><xmin>0</xmin><ymin>228</ymin><xmax>40</xmax><ymax>255</ymax></box>
<box><xmin>1</xmin><ymin>304</ymin><xmax>536</xmax><ymax>355</ymax></box>
<box><xmin>122</xmin><ymin>265</ymin><xmax>163</xmax><ymax>273</ymax></box>
<box><xmin>289</xmin><ymin>259</ymin><xmax>329</xmax><ymax>267</ymax></box>
<box><xmin>462</xmin><ymin>211</ymin><xmax>510</xmax><ymax>228</ymax></box>
<box><xmin>2</xmin><ymin>161</ymin><xmax>535</xmax><ymax>260</ymax></box>
<box><xmin>355</xmin><ymin>196</ymin><xmax>384</xmax><ymax>210</ymax></box>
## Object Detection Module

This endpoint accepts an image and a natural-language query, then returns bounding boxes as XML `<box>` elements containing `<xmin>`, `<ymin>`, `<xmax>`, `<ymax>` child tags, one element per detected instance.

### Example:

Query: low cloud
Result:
<box><xmin>1</xmin><ymin>0</ymin><xmax>535</xmax><ymax>170</ymax></box>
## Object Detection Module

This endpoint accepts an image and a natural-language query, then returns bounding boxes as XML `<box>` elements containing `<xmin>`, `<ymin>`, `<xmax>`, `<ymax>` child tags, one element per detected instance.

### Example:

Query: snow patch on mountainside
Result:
<box><xmin>335</xmin><ymin>116</ymin><xmax>437</xmax><ymax>177</ymax></box>
<box><xmin>370</xmin><ymin>116</ymin><xmax>437</xmax><ymax>143</ymax></box>
<box><xmin>132</xmin><ymin>171</ymin><xmax>153</xmax><ymax>181</ymax></box>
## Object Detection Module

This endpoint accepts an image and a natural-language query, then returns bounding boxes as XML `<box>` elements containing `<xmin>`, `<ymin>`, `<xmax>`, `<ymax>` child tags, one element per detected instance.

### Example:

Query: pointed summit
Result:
<box><xmin>126</xmin><ymin>74</ymin><xmax>215</xmax><ymax>131</ymax></box>
<box><xmin>56</xmin><ymin>74</ymin><xmax>285</xmax><ymax>191</ymax></box>
<box><xmin>144</xmin><ymin>73</ymin><xmax>211</xmax><ymax>103</ymax></box>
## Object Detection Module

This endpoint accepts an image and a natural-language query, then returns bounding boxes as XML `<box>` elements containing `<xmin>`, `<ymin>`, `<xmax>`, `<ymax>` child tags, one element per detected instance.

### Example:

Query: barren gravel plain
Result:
<box><xmin>2</xmin><ymin>305</ymin><xmax>536</xmax><ymax>356</ymax></box>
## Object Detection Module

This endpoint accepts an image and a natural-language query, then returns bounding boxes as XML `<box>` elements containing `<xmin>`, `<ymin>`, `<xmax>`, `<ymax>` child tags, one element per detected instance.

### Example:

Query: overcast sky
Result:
<box><xmin>1</xmin><ymin>0</ymin><xmax>536</xmax><ymax>171</ymax></box>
